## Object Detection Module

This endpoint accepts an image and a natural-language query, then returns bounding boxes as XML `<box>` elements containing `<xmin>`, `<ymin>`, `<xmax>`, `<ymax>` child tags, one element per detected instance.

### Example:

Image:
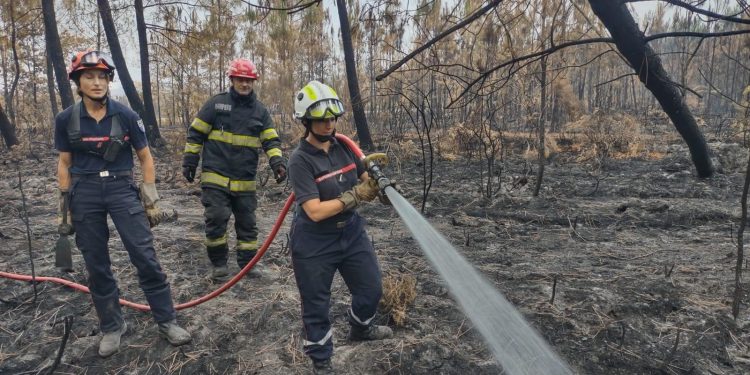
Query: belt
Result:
<box><xmin>299</xmin><ymin>214</ymin><xmax>355</xmax><ymax>232</ymax></box>
<box><xmin>72</xmin><ymin>170</ymin><xmax>132</xmax><ymax>179</ymax></box>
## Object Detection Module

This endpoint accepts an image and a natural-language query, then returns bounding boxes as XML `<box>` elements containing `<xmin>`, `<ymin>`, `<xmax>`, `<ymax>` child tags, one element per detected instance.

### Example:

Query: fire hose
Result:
<box><xmin>1</xmin><ymin>134</ymin><xmax>573</xmax><ymax>374</ymax></box>
<box><xmin>0</xmin><ymin>134</ymin><xmax>368</xmax><ymax>312</ymax></box>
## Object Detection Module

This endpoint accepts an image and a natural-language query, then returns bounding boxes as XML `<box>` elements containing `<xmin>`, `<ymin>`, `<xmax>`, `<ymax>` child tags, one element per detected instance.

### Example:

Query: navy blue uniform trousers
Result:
<box><xmin>290</xmin><ymin>213</ymin><xmax>382</xmax><ymax>361</ymax></box>
<box><xmin>70</xmin><ymin>175</ymin><xmax>176</xmax><ymax>333</ymax></box>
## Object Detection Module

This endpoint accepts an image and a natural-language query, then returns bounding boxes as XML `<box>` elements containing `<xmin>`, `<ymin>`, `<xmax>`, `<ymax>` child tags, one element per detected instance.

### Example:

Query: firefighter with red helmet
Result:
<box><xmin>55</xmin><ymin>49</ymin><xmax>191</xmax><ymax>357</ymax></box>
<box><xmin>183</xmin><ymin>58</ymin><xmax>286</xmax><ymax>279</ymax></box>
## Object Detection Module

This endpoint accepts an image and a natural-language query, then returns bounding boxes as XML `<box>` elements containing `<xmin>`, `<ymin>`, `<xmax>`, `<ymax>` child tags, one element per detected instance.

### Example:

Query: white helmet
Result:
<box><xmin>294</xmin><ymin>81</ymin><xmax>345</xmax><ymax>121</ymax></box>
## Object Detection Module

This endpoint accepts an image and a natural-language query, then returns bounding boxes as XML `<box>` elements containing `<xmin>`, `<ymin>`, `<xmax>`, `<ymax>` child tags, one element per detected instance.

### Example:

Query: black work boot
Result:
<box><xmin>348</xmin><ymin>324</ymin><xmax>393</xmax><ymax>341</ymax></box>
<box><xmin>236</xmin><ymin>250</ymin><xmax>257</xmax><ymax>270</ymax></box>
<box><xmin>207</xmin><ymin>243</ymin><xmax>228</xmax><ymax>266</ymax></box>
<box><xmin>311</xmin><ymin>358</ymin><xmax>335</xmax><ymax>375</ymax></box>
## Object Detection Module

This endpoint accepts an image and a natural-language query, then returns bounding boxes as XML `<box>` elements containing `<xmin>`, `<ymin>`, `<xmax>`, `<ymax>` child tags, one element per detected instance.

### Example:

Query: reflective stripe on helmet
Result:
<box><xmin>303</xmin><ymin>85</ymin><xmax>319</xmax><ymax>102</ymax></box>
<box><xmin>294</xmin><ymin>81</ymin><xmax>345</xmax><ymax>120</ymax></box>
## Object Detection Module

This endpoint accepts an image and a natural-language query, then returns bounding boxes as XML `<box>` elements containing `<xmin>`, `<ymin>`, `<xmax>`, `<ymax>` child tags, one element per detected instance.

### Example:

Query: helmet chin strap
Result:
<box><xmin>84</xmin><ymin>89</ymin><xmax>109</xmax><ymax>108</ymax></box>
<box><xmin>305</xmin><ymin>121</ymin><xmax>336</xmax><ymax>143</ymax></box>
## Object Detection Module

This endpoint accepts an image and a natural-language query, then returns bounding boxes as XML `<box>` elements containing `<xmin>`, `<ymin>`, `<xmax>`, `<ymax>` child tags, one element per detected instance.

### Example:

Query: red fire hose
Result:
<box><xmin>0</xmin><ymin>134</ymin><xmax>366</xmax><ymax>312</ymax></box>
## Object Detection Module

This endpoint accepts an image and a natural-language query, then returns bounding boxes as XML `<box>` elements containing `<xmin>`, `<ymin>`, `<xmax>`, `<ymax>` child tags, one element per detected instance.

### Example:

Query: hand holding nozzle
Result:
<box><xmin>362</xmin><ymin>152</ymin><xmax>399</xmax><ymax>205</ymax></box>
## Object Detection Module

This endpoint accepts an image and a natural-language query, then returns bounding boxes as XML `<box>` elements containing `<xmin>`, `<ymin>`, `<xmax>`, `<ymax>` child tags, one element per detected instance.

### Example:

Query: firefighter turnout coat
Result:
<box><xmin>183</xmin><ymin>89</ymin><xmax>283</xmax><ymax>193</ymax></box>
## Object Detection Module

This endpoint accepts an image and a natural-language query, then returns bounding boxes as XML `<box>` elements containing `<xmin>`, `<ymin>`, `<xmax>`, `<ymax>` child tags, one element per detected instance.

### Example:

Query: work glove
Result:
<box><xmin>270</xmin><ymin>156</ymin><xmax>287</xmax><ymax>184</ymax></box>
<box><xmin>139</xmin><ymin>182</ymin><xmax>163</xmax><ymax>228</ymax></box>
<box><xmin>57</xmin><ymin>190</ymin><xmax>74</xmax><ymax>235</ymax></box>
<box><xmin>182</xmin><ymin>166</ymin><xmax>196</xmax><ymax>183</ymax></box>
<box><xmin>273</xmin><ymin>164</ymin><xmax>287</xmax><ymax>184</ymax></box>
<box><xmin>339</xmin><ymin>179</ymin><xmax>380</xmax><ymax>212</ymax></box>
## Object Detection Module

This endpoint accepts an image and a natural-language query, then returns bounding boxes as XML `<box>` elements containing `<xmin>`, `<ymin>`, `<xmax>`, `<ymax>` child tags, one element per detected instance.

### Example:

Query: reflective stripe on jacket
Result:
<box><xmin>182</xmin><ymin>89</ymin><xmax>283</xmax><ymax>190</ymax></box>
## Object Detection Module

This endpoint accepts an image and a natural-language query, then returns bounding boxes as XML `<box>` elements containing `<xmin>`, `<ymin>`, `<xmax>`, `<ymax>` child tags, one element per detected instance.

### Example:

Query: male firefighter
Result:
<box><xmin>182</xmin><ymin>58</ymin><xmax>286</xmax><ymax>280</ymax></box>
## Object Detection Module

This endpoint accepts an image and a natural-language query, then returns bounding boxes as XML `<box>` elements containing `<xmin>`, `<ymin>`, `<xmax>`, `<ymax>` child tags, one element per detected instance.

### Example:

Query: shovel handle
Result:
<box><xmin>61</xmin><ymin>192</ymin><xmax>70</xmax><ymax>226</ymax></box>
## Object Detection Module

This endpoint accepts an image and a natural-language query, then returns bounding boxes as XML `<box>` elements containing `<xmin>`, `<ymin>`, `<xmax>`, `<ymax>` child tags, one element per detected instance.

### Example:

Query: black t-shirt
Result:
<box><xmin>54</xmin><ymin>99</ymin><xmax>148</xmax><ymax>174</ymax></box>
<box><xmin>288</xmin><ymin>138</ymin><xmax>365</xmax><ymax>222</ymax></box>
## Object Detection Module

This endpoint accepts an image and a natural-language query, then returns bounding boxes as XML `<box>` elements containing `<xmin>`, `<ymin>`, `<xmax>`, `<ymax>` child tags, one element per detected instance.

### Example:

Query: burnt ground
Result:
<box><xmin>2</xmin><ymin>135</ymin><xmax>750</xmax><ymax>375</ymax></box>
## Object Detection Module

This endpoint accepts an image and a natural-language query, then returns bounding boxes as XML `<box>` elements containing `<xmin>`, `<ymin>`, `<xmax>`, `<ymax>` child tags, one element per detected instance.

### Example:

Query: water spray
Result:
<box><xmin>339</xmin><ymin>135</ymin><xmax>573</xmax><ymax>375</ymax></box>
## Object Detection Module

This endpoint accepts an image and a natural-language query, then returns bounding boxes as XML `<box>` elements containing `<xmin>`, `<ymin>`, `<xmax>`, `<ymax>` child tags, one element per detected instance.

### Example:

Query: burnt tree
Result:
<box><xmin>97</xmin><ymin>0</ymin><xmax>162</xmax><ymax>146</ymax></box>
<box><xmin>336</xmin><ymin>0</ymin><xmax>374</xmax><ymax>150</ymax></box>
<box><xmin>46</xmin><ymin>57</ymin><xmax>59</xmax><ymax>117</ymax></box>
<box><xmin>0</xmin><ymin>103</ymin><xmax>18</xmax><ymax>148</ymax></box>
<box><xmin>589</xmin><ymin>0</ymin><xmax>714</xmax><ymax>178</ymax></box>
<box><xmin>41</xmin><ymin>0</ymin><xmax>74</xmax><ymax>109</ymax></box>
<box><xmin>134</xmin><ymin>0</ymin><xmax>162</xmax><ymax>144</ymax></box>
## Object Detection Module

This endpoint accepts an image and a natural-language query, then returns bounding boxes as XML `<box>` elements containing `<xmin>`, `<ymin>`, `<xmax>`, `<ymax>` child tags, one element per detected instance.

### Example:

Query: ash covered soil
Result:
<box><xmin>2</xmin><ymin>138</ymin><xmax>750</xmax><ymax>375</ymax></box>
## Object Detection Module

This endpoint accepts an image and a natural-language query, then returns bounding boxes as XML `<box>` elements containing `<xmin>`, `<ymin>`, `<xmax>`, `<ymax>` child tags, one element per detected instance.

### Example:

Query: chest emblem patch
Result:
<box><xmin>216</xmin><ymin>103</ymin><xmax>232</xmax><ymax>112</ymax></box>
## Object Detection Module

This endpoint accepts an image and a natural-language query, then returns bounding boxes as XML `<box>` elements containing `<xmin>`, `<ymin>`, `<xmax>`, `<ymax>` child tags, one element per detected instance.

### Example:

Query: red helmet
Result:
<box><xmin>227</xmin><ymin>58</ymin><xmax>258</xmax><ymax>80</ymax></box>
<box><xmin>68</xmin><ymin>49</ymin><xmax>115</xmax><ymax>81</ymax></box>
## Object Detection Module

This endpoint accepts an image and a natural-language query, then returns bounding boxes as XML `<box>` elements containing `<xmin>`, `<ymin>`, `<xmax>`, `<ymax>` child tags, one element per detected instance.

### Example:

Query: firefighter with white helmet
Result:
<box><xmin>287</xmin><ymin>80</ymin><xmax>392</xmax><ymax>374</ymax></box>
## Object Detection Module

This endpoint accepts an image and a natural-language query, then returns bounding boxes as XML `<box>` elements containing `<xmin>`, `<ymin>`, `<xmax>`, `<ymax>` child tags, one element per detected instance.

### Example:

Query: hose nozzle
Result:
<box><xmin>363</xmin><ymin>153</ymin><xmax>392</xmax><ymax>191</ymax></box>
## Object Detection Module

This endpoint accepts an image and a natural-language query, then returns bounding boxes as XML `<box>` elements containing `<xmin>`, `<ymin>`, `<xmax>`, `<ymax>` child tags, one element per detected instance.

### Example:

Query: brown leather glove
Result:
<box><xmin>139</xmin><ymin>183</ymin><xmax>163</xmax><ymax>228</ymax></box>
<box><xmin>339</xmin><ymin>179</ymin><xmax>379</xmax><ymax>212</ymax></box>
<box><xmin>357</xmin><ymin>179</ymin><xmax>379</xmax><ymax>202</ymax></box>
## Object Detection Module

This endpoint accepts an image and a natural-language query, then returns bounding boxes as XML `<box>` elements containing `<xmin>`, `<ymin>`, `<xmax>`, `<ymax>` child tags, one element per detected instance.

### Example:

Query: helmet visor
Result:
<box><xmin>79</xmin><ymin>50</ymin><xmax>115</xmax><ymax>70</ymax></box>
<box><xmin>306</xmin><ymin>99</ymin><xmax>344</xmax><ymax>120</ymax></box>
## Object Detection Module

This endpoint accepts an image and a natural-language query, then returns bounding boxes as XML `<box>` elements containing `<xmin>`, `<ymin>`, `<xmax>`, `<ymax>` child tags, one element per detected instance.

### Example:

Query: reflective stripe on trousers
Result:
<box><xmin>201</xmin><ymin>187</ymin><xmax>258</xmax><ymax>267</ymax></box>
<box><xmin>290</xmin><ymin>213</ymin><xmax>383</xmax><ymax>361</ymax></box>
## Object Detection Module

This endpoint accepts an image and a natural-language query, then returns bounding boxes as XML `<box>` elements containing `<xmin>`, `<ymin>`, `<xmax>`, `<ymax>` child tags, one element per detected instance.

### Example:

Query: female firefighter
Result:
<box><xmin>54</xmin><ymin>49</ymin><xmax>191</xmax><ymax>357</ymax></box>
<box><xmin>287</xmin><ymin>81</ymin><xmax>392</xmax><ymax>374</ymax></box>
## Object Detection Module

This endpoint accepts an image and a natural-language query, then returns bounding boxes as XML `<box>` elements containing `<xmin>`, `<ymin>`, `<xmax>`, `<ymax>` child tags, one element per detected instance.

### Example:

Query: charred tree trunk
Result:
<box><xmin>336</xmin><ymin>0</ymin><xmax>374</xmax><ymax>150</ymax></box>
<box><xmin>41</xmin><ymin>0</ymin><xmax>73</xmax><ymax>109</ymax></box>
<box><xmin>134</xmin><ymin>0</ymin><xmax>162</xmax><ymax>146</ymax></box>
<box><xmin>8</xmin><ymin>1</ymin><xmax>20</xmax><ymax>125</ymax></box>
<box><xmin>97</xmin><ymin>0</ymin><xmax>157</xmax><ymax>145</ymax></box>
<box><xmin>46</xmin><ymin>56</ymin><xmax>59</xmax><ymax>117</ymax></box>
<box><xmin>533</xmin><ymin>56</ymin><xmax>548</xmax><ymax>197</ymax></box>
<box><xmin>588</xmin><ymin>0</ymin><xmax>713</xmax><ymax>178</ymax></box>
<box><xmin>0</xmin><ymin>103</ymin><xmax>18</xmax><ymax>148</ymax></box>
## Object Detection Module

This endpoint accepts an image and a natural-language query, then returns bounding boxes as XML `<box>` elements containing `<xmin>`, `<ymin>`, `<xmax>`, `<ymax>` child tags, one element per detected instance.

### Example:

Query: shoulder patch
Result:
<box><xmin>137</xmin><ymin>119</ymin><xmax>146</xmax><ymax>133</ymax></box>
